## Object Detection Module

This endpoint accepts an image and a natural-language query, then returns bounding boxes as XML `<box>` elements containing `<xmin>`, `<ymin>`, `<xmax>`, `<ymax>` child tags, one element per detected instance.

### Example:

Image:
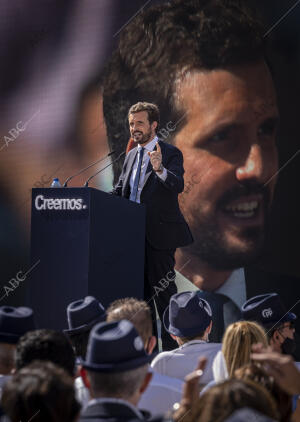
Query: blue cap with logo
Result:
<box><xmin>241</xmin><ymin>293</ymin><xmax>296</xmax><ymax>328</ymax></box>
<box><xmin>163</xmin><ymin>291</ymin><xmax>212</xmax><ymax>338</ymax></box>
<box><xmin>82</xmin><ymin>319</ymin><xmax>154</xmax><ymax>372</ymax></box>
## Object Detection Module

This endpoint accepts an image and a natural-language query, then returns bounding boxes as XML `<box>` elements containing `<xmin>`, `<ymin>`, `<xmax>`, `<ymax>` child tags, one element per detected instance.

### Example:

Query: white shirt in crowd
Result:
<box><xmin>151</xmin><ymin>340</ymin><xmax>221</xmax><ymax>385</ymax></box>
<box><xmin>138</xmin><ymin>371</ymin><xmax>183</xmax><ymax>416</ymax></box>
<box><xmin>200</xmin><ymin>350</ymin><xmax>229</xmax><ymax>396</ymax></box>
<box><xmin>75</xmin><ymin>375</ymin><xmax>90</xmax><ymax>409</ymax></box>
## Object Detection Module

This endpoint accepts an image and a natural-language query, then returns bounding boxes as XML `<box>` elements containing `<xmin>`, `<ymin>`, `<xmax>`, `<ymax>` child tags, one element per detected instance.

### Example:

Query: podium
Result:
<box><xmin>29</xmin><ymin>188</ymin><xmax>146</xmax><ymax>329</ymax></box>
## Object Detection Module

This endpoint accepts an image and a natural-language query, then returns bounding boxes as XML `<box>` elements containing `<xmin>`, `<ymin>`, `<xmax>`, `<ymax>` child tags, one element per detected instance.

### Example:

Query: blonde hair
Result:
<box><xmin>222</xmin><ymin>321</ymin><xmax>268</xmax><ymax>377</ymax></box>
<box><xmin>106</xmin><ymin>298</ymin><xmax>152</xmax><ymax>345</ymax></box>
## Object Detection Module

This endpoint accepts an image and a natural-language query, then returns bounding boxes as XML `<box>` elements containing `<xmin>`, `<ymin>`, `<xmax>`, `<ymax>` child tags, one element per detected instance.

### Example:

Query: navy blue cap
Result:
<box><xmin>0</xmin><ymin>306</ymin><xmax>36</xmax><ymax>344</ymax></box>
<box><xmin>82</xmin><ymin>319</ymin><xmax>154</xmax><ymax>372</ymax></box>
<box><xmin>64</xmin><ymin>296</ymin><xmax>106</xmax><ymax>335</ymax></box>
<box><xmin>241</xmin><ymin>293</ymin><xmax>296</xmax><ymax>328</ymax></box>
<box><xmin>163</xmin><ymin>291</ymin><xmax>212</xmax><ymax>338</ymax></box>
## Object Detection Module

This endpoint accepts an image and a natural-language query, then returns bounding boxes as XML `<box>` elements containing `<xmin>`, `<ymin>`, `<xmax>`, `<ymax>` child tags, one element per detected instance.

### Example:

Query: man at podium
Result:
<box><xmin>112</xmin><ymin>102</ymin><xmax>193</xmax><ymax>350</ymax></box>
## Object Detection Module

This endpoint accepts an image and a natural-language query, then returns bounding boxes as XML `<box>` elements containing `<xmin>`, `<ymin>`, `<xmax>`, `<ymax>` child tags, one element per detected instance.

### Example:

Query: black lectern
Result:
<box><xmin>29</xmin><ymin>188</ymin><xmax>145</xmax><ymax>329</ymax></box>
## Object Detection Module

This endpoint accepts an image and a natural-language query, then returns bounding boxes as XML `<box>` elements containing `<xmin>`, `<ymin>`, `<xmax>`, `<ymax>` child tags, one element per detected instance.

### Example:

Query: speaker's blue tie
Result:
<box><xmin>130</xmin><ymin>147</ymin><xmax>144</xmax><ymax>202</ymax></box>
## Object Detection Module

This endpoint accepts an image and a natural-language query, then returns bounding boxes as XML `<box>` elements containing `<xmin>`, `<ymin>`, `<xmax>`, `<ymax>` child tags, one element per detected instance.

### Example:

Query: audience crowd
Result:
<box><xmin>0</xmin><ymin>291</ymin><xmax>298</xmax><ymax>422</ymax></box>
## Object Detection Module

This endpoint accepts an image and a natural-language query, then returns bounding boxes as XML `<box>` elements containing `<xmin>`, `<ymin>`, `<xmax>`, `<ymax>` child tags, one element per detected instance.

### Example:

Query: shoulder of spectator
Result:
<box><xmin>151</xmin><ymin>350</ymin><xmax>176</xmax><ymax>366</ymax></box>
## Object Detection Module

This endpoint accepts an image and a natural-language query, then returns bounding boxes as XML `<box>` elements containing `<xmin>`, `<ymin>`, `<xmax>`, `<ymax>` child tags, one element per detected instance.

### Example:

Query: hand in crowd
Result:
<box><xmin>172</xmin><ymin>357</ymin><xmax>207</xmax><ymax>422</ymax></box>
<box><xmin>251</xmin><ymin>343</ymin><xmax>300</xmax><ymax>395</ymax></box>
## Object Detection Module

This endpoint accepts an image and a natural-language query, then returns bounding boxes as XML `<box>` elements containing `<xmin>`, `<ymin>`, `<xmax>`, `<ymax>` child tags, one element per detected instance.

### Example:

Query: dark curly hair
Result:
<box><xmin>102</xmin><ymin>0</ymin><xmax>266</xmax><ymax>182</ymax></box>
<box><xmin>15</xmin><ymin>329</ymin><xmax>76</xmax><ymax>377</ymax></box>
<box><xmin>2</xmin><ymin>361</ymin><xmax>80</xmax><ymax>422</ymax></box>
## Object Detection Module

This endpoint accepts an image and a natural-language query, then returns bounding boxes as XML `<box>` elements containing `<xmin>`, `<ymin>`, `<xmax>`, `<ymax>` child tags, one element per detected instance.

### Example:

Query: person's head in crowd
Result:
<box><xmin>0</xmin><ymin>306</ymin><xmax>36</xmax><ymax>375</ymax></box>
<box><xmin>102</xmin><ymin>0</ymin><xmax>279</xmax><ymax>277</ymax></box>
<box><xmin>16</xmin><ymin>329</ymin><xmax>75</xmax><ymax>377</ymax></box>
<box><xmin>182</xmin><ymin>378</ymin><xmax>279</xmax><ymax>422</ymax></box>
<box><xmin>81</xmin><ymin>320</ymin><xmax>153</xmax><ymax>406</ymax></box>
<box><xmin>64</xmin><ymin>296</ymin><xmax>106</xmax><ymax>359</ymax></box>
<box><xmin>106</xmin><ymin>297</ymin><xmax>156</xmax><ymax>354</ymax></box>
<box><xmin>222</xmin><ymin>321</ymin><xmax>268</xmax><ymax>377</ymax></box>
<box><xmin>2</xmin><ymin>361</ymin><xmax>80</xmax><ymax>422</ymax></box>
<box><xmin>235</xmin><ymin>362</ymin><xmax>292</xmax><ymax>422</ymax></box>
<box><xmin>163</xmin><ymin>291</ymin><xmax>212</xmax><ymax>346</ymax></box>
<box><xmin>268</xmin><ymin>321</ymin><xmax>296</xmax><ymax>356</ymax></box>
<box><xmin>242</xmin><ymin>293</ymin><xmax>297</xmax><ymax>355</ymax></box>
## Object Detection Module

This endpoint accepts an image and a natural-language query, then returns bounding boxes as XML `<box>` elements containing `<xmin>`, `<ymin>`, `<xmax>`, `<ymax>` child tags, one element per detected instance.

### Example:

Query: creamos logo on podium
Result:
<box><xmin>35</xmin><ymin>195</ymin><xmax>87</xmax><ymax>211</ymax></box>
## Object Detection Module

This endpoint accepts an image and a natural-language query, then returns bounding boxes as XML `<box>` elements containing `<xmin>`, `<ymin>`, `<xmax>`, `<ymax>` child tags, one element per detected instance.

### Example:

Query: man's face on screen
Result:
<box><xmin>174</xmin><ymin>61</ymin><xmax>279</xmax><ymax>269</ymax></box>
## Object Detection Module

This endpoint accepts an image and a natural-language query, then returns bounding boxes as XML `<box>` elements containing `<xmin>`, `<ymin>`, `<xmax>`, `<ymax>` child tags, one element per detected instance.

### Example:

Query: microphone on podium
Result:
<box><xmin>63</xmin><ymin>150</ymin><xmax>115</xmax><ymax>187</ymax></box>
<box><xmin>84</xmin><ymin>151</ymin><xmax>125</xmax><ymax>187</ymax></box>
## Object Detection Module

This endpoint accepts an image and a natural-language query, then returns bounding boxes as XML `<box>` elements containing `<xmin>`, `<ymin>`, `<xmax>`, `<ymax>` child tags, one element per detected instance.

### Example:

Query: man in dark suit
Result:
<box><xmin>112</xmin><ymin>102</ymin><xmax>193</xmax><ymax>349</ymax></box>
